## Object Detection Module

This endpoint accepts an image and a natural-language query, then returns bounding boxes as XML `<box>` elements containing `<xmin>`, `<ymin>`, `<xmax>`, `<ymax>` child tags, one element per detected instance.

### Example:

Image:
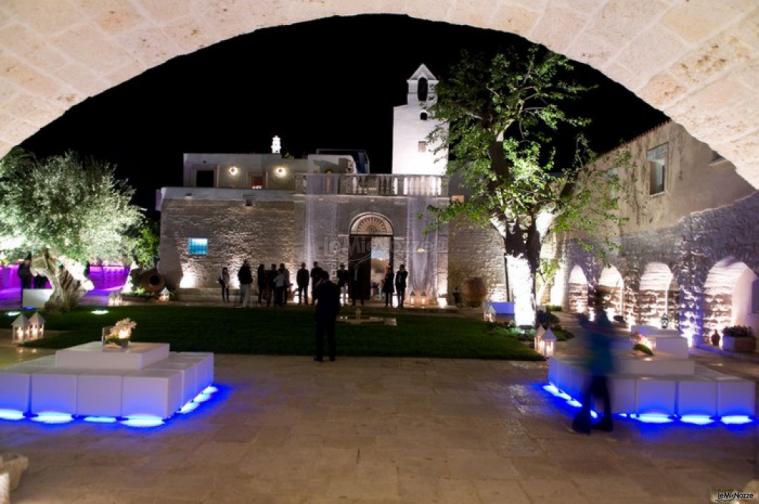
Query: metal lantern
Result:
<box><xmin>408</xmin><ymin>292</ymin><xmax>416</xmax><ymax>307</ymax></box>
<box><xmin>660</xmin><ymin>314</ymin><xmax>669</xmax><ymax>329</ymax></box>
<box><xmin>158</xmin><ymin>288</ymin><xmax>170</xmax><ymax>302</ymax></box>
<box><xmin>542</xmin><ymin>328</ymin><xmax>557</xmax><ymax>358</ymax></box>
<box><xmin>534</xmin><ymin>325</ymin><xmax>546</xmax><ymax>354</ymax></box>
<box><xmin>11</xmin><ymin>314</ymin><xmax>29</xmax><ymax>343</ymax></box>
<box><xmin>28</xmin><ymin>312</ymin><xmax>45</xmax><ymax>340</ymax></box>
<box><xmin>420</xmin><ymin>292</ymin><xmax>427</xmax><ymax>307</ymax></box>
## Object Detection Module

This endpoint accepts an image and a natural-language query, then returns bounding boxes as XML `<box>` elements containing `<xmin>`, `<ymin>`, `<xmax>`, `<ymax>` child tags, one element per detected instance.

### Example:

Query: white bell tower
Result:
<box><xmin>391</xmin><ymin>64</ymin><xmax>448</xmax><ymax>176</ymax></box>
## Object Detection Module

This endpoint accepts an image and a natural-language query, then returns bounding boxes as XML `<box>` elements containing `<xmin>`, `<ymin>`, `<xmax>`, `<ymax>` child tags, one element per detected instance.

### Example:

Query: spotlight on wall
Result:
<box><xmin>274</xmin><ymin>166</ymin><xmax>288</xmax><ymax>178</ymax></box>
<box><xmin>228</xmin><ymin>165</ymin><xmax>239</xmax><ymax>176</ymax></box>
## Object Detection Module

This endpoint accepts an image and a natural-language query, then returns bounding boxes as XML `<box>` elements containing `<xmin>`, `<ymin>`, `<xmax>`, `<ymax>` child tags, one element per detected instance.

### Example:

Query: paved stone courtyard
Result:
<box><xmin>0</xmin><ymin>353</ymin><xmax>755</xmax><ymax>503</ymax></box>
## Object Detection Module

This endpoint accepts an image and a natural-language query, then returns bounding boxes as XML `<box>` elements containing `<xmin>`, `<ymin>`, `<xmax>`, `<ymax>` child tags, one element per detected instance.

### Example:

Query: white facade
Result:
<box><xmin>392</xmin><ymin>64</ymin><xmax>448</xmax><ymax>176</ymax></box>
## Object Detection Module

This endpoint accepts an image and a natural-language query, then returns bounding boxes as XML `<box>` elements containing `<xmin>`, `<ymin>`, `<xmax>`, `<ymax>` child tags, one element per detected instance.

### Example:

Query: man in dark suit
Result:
<box><xmin>309</xmin><ymin>261</ymin><xmax>323</xmax><ymax>305</ymax></box>
<box><xmin>314</xmin><ymin>270</ymin><xmax>340</xmax><ymax>362</ymax></box>
<box><xmin>296</xmin><ymin>262</ymin><xmax>310</xmax><ymax>305</ymax></box>
<box><xmin>395</xmin><ymin>264</ymin><xmax>408</xmax><ymax>308</ymax></box>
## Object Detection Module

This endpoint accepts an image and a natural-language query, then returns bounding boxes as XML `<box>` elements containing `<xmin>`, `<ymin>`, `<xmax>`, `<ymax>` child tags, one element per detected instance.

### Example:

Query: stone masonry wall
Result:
<box><xmin>447</xmin><ymin>216</ymin><xmax>506</xmax><ymax>300</ymax></box>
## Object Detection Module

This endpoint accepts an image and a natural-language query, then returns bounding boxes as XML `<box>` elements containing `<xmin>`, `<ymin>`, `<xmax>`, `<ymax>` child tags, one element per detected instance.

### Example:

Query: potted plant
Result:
<box><xmin>721</xmin><ymin>326</ymin><xmax>755</xmax><ymax>353</ymax></box>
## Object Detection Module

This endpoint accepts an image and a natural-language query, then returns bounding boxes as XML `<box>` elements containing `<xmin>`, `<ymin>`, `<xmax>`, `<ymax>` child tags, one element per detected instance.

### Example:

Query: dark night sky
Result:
<box><xmin>21</xmin><ymin>15</ymin><xmax>667</xmax><ymax>213</ymax></box>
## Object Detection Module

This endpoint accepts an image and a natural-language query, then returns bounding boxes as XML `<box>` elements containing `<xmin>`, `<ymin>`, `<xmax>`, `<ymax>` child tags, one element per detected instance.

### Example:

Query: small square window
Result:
<box><xmin>418</xmin><ymin>141</ymin><xmax>427</xmax><ymax>153</ymax></box>
<box><xmin>646</xmin><ymin>143</ymin><xmax>667</xmax><ymax>195</ymax></box>
<box><xmin>188</xmin><ymin>238</ymin><xmax>208</xmax><ymax>256</ymax></box>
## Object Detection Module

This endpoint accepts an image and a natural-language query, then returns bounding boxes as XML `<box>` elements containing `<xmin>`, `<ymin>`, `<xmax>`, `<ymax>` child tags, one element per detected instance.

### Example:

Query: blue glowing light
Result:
<box><xmin>633</xmin><ymin>413</ymin><xmax>674</xmax><ymax>424</ymax></box>
<box><xmin>31</xmin><ymin>412</ymin><xmax>74</xmax><ymax>424</ymax></box>
<box><xmin>91</xmin><ymin>310</ymin><xmax>109</xmax><ymax>315</ymax></box>
<box><xmin>83</xmin><ymin>416</ymin><xmax>118</xmax><ymax>423</ymax></box>
<box><xmin>543</xmin><ymin>384</ymin><xmax>560</xmax><ymax>395</ymax></box>
<box><xmin>721</xmin><ymin>415</ymin><xmax>753</xmax><ymax>425</ymax></box>
<box><xmin>566</xmin><ymin>399</ymin><xmax>582</xmax><ymax>408</ymax></box>
<box><xmin>5</xmin><ymin>311</ymin><xmax>21</xmax><ymax>317</ymax></box>
<box><xmin>121</xmin><ymin>415</ymin><xmax>165</xmax><ymax>428</ymax></box>
<box><xmin>679</xmin><ymin>415</ymin><xmax>715</xmax><ymax>425</ymax></box>
<box><xmin>192</xmin><ymin>392</ymin><xmax>212</xmax><ymax>403</ymax></box>
<box><xmin>0</xmin><ymin>409</ymin><xmax>25</xmax><ymax>421</ymax></box>
<box><xmin>178</xmin><ymin>401</ymin><xmax>199</xmax><ymax>414</ymax></box>
<box><xmin>202</xmin><ymin>386</ymin><xmax>218</xmax><ymax>395</ymax></box>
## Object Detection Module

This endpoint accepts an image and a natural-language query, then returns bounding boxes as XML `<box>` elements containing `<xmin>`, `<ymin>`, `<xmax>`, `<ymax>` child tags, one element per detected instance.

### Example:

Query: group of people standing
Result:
<box><xmin>219</xmin><ymin>260</ymin><xmax>411</xmax><ymax>309</ymax></box>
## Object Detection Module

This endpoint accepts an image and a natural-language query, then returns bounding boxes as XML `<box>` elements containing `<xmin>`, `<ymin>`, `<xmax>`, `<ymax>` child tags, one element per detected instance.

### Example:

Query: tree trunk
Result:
<box><xmin>501</xmin><ymin>222</ymin><xmax>542</xmax><ymax>326</ymax></box>
<box><xmin>31</xmin><ymin>250</ymin><xmax>85</xmax><ymax>312</ymax></box>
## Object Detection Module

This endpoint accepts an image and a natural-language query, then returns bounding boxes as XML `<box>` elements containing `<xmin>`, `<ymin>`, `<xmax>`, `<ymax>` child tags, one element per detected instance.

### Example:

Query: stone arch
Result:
<box><xmin>568</xmin><ymin>265</ymin><xmax>589</xmax><ymax>314</ymax></box>
<box><xmin>703</xmin><ymin>257</ymin><xmax>759</xmax><ymax>339</ymax></box>
<box><xmin>638</xmin><ymin>262</ymin><xmax>679</xmax><ymax>326</ymax></box>
<box><xmin>350</xmin><ymin>212</ymin><xmax>394</xmax><ymax>236</ymax></box>
<box><xmin>0</xmin><ymin>4</ymin><xmax>757</xmax><ymax>186</ymax></box>
<box><xmin>597</xmin><ymin>265</ymin><xmax>624</xmax><ymax>319</ymax></box>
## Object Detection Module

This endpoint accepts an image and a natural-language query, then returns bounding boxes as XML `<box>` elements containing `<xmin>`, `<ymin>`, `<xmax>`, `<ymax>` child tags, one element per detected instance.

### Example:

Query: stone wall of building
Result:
<box><xmin>447</xmin><ymin>217</ymin><xmax>506</xmax><ymax>301</ymax></box>
<box><xmin>158</xmin><ymin>199</ymin><xmax>297</xmax><ymax>289</ymax></box>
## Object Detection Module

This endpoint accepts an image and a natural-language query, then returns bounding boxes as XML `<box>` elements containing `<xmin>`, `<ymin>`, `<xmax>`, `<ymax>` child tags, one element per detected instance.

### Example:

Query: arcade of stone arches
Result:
<box><xmin>554</xmin><ymin>257</ymin><xmax>759</xmax><ymax>347</ymax></box>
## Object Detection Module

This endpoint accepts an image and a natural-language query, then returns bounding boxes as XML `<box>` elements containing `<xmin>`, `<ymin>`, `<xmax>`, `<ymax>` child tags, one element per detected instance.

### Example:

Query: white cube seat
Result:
<box><xmin>147</xmin><ymin>358</ymin><xmax>199</xmax><ymax>405</ymax></box>
<box><xmin>715</xmin><ymin>377</ymin><xmax>756</xmax><ymax>417</ymax></box>
<box><xmin>0</xmin><ymin>371</ymin><xmax>31</xmax><ymax>411</ymax></box>
<box><xmin>76</xmin><ymin>372</ymin><xmax>124</xmax><ymax>417</ymax></box>
<box><xmin>177</xmin><ymin>352</ymin><xmax>214</xmax><ymax>389</ymax></box>
<box><xmin>677</xmin><ymin>378</ymin><xmax>717</xmax><ymax>416</ymax></box>
<box><xmin>30</xmin><ymin>368</ymin><xmax>81</xmax><ymax>414</ymax></box>
<box><xmin>14</xmin><ymin>356</ymin><xmax>55</xmax><ymax>369</ymax></box>
<box><xmin>608</xmin><ymin>375</ymin><xmax>637</xmax><ymax>414</ymax></box>
<box><xmin>635</xmin><ymin>377</ymin><xmax>676</xmax><ymax>415</ymax></box>
<box><xmin>122</xmin><ymin>369</ymin><xmax>182</xmax><ymax>419</ymax></box>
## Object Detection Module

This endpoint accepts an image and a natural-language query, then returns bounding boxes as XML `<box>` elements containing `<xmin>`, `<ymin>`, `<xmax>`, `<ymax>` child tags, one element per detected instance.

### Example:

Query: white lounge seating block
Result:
<box><xmin>56</xmin><ymin>342</ymin><xmax>170</xmax><ymax>370</ymax></box>
<box><xmin>649</xmin><ymin>336</ymin><xmax>689</xmax><ymax>359</ymax></box>
<box><xmin>677</xmin><ymin>378</ymin><xmax>717</xmax><ymax>416</ymax></box>
<box><xmin>147</xmin><ymin>358</ymin><xmax>198</xmax><ymax>404</ymax></box>
<box><xmin>8</xmin><ymin>356</ymin><xmax>55</xmax><ymax>369</ymax></box>
<box><xmin>631</xmin><ymin>326</ymin><xmax>680</xmax><ymax>338</ymax></box>
<box><xmin>636</xmin><ymin>377</ymin><xmax>676</xmax><ymax>415</ymax></box>
<box><xmin>30</xmin><ymin>369</ymin><xmax>81</xmax><ymax>414</ymax></box>
<box><xmin>609</xmin><ymin>375</ymin><xmax>636</xmax><ymax>414</ymax></box>
<box><xmin>715</xmin><ymin>377</ymin><xmax>756</xmax><ymax>417</ymax></box>
<box><xmin>0</xmin><ymin>372</ymin><xmax>31</xmax><ymax>411</ymax></box>
<box><xmin>122</xmin><ymin>369</ymin><xmax>182</xmax><ymax>419</ymax></box>
<box><xmin>76</xmin><ymin>373</ymin><xmax>123</xmax><ymax>417</ymax></box>
<box><xmin>177</xmin><ymin>352</ymin><xmax>214</xmax><ymax>389</ymax></box>
<box><xmin>616</xmin><ymin>356</ymin><xmax>695</xmax><ymax>376</ymax></box>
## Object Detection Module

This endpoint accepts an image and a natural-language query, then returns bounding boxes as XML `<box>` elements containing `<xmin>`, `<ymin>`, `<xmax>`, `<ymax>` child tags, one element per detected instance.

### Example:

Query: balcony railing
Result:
<box><xmin>295</xmin><ymin>174</ymin><xmax>448</xmax><ymax>197</ymax></box>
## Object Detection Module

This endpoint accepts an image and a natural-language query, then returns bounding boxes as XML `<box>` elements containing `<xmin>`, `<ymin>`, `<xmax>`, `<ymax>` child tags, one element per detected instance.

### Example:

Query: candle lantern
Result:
<box><xmin>107</xmin><ymin>292</ymin><xmax>123</xmax><ymax>307</ymax></box>
<box><xmin>542</xmin><ymin>328</ymin><xmax>557</xmax><ymax>358</ymax></box>
<box><xmin>534</xmin><ymin>325</ymin><xmax>546</xmax><ymax>354</ymax></box>
<box><xmin>660</xmin><ymin>314</ymin><xmax>669</xmax><ymax>329</ymax></box>
<box><xmin>11</xmin><ymin>314</ymin><xmax>29</xmax><ymax>343</ymax></box>
<box><xmin>420</xmin><ymin>292</ymin><xmax>427</xmax><ymax>307</ymax></box>
<box><xmin>408</xmin><ymin>292</ymin><xmax>416</xmax><ymax>307</ymax></box>
<box><xmin>158</xmin><ymin>288</ymin><xmax>170</xmax><ymax>302</ymax></box>
<box><xmin>28</xmin><ymin>312</ymin><xmax>45</xmax><ymax>340</ymax></box>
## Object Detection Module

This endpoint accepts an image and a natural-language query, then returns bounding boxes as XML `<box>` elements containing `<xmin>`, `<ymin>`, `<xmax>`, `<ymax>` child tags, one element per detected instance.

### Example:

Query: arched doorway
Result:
<box><xmin>597</xmin><ymin>266</ymin><xmax>624</xmax><ymax>319</ymax></box>
<box><xmin>349</xmin><ymin>213</ymin><xmax>394</xmax><ymax>302</ymax></box>
<box><xmin>568</xmin><ymin>265</ymin><xmax>589</xmax><ymax>314</ymax></box>
<box><xmin>704</xmin><ymin>258</ymin><xmax>758</xmax><ymax>340</ymax></box>
<box><xmin>639</xmin><ymin>262</ymin><xmax>678</xmax><ymax>327</ymax></box>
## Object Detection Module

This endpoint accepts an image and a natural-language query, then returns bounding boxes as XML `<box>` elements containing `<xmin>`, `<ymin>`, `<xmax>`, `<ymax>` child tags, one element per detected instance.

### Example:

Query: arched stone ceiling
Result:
<box><xmin>0</xmin><ymin>1</ymin><xmax>757</xmax><ymax>186</ymax></box>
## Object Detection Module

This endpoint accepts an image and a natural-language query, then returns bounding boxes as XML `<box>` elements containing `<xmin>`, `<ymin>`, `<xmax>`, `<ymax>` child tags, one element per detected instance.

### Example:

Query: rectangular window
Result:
<box><xmin>646</xmin><ymin>143</ymin><xmax>667</xmax><ymax>195</ymax></box>
<box><xmin>195</xmin><ymin>169</ymin><xmax>215</xmax><ymax>188</ymax></box>
<box><xmin>418</xmin><ymin>141</ymin><xmax>427</xmax><ymax>153</ymax></box>
<box><xmin>188</xmin><ymin>238</ymin><xmax>208</xmax><ymax>256</ymax></box>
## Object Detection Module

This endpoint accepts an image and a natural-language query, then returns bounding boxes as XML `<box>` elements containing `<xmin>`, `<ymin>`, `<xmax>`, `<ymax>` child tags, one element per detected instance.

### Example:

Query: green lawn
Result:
<box><xmin>2</xmin><ymin>305</ymin><xmax>542</xmax><ymax>360</ymax></box>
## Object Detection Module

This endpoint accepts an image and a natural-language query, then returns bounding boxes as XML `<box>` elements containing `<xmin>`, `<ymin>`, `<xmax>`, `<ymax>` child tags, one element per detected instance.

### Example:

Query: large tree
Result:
<box><xmin>429</xmin><ymin>47</ymin><xmax>623</xmax><ymax>325</ymax></box>
<box><xmin>0</xmin><ymin>149</ymin><xmax>144</xmax><ymax>310</ymax></box>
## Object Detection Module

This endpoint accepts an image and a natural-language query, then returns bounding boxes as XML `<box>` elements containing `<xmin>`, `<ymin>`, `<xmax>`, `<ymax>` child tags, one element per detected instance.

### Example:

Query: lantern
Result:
<box><xmin>11</xmin><ymin>314</ymin><xmax>29</xmax><ymax>343</ymax></box>
<box><xmin>28</xmin><ymin>312</ymin><xmax>45</xmax><ymax>340</ymax></box>
<box><xmin>408</xmin><ymin>292</ymin><xmax>416</xmax><ymax>307</ymax></box>
<box><xmin>107</xmin><ymin>292</ymin><xmax>123</xmax><ymax>307</ymax></box>
<box><xmin>437</xmin><ymin>296</ymin><xmax>447</xmax><ymax>309</ymax></box>
<box><xmin>534</xmin><ymin>325</ymin><xmax>546</xmax><ymax>354</ymax></box>
<box><xmin>420</xmin><ymin>292</ymin><xmax>427</xmax><ymax>307</ymax></box>
<box><xmin>158</xmin><ymin>288</ymin><xmax>170</xmax><ymax>302</ymax></box>
<box><xmin>542</xmin><ymin>328</ymin><xmax>557</xmax><ymax>358</ymax></box>
<box><xmin>660</xmin><ymin>314</ymin><xmax>669</xmax><ymax>329</ymax></box>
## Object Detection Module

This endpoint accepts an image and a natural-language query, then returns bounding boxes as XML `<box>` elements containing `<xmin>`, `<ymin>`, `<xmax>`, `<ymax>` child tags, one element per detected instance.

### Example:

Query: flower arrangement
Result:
<box><xmin>631</xmin><ymin>332</ymin><xmax>654</xmax><ymax>356</ymax></box>
<box><xmin>102</xmin><ymin>318</ymin><xmax>136</xmax><ymax>349</ymax></box>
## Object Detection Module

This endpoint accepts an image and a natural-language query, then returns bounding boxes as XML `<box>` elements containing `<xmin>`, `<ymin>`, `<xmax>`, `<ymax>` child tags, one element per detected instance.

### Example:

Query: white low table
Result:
<box><xmin>55</xmin><ymin>342</ymin><xmax>170</xmax><ymax>370</ymax></box>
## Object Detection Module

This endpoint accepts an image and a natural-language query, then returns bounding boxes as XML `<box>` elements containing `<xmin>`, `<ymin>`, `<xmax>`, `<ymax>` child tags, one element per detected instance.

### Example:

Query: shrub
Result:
<box><xmin>544</xmin><ymin>304</ymin><xmax>563</xmax><ymax>312</ymax></box>
<box><xmin>722</xmin><ymin>326</ymin><xmax>754</xmax><ymax>338</ymax></box>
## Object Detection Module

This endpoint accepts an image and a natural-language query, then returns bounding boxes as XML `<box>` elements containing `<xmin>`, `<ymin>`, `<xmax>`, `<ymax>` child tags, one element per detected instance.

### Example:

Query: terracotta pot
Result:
<box><xmin>461</xmin><ymin>277</ymin><xmax>487</xmax><ymax>307</ymax></box>
<box><xmin>139</xmin><ymin>269</ymin><xmax>165</xmax><ymax>293</ymax></box>
<box><xmin>722</xmin><ymin>335</ymin><xmax>756</xmax><ymax>353</ymax></box>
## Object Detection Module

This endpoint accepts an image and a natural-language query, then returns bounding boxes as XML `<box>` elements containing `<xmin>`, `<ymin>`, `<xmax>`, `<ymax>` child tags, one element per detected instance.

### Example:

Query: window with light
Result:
<box><xmin>188</xmin><ymin>238</ymin><xmax>208</xmax><ymax>256</ymax></box>
<box><xmin>646</xmin><ymin>143</ymin><xmax>667</xmax><ymax>195</ymax></box>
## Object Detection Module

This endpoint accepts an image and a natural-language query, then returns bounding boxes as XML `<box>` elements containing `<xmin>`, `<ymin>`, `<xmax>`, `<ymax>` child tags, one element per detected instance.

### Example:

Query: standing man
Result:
<box><xmin>281</xmin><ymin>263</ymin><xmax>290</xmax><ymax>306</ymax></box>
<box><xmin>309</xmin><ymin>261</ymin><xmax>323</xmax><ymax>305</ymax></box>
<box><xmin>256</xmin><ymin>264</ymin><xmax>266</xmax><ymax>305</ymax></box>
<box><xmin>395</xmin><ymin>264</ymin><xmax>408</xmax><ymax>308</ymax></box>
<box><xmin>296</xmin><ymin>262</ymin><xmax>309</xmax><ymax>305</ymax></box>
<box><xmin>382</xmin><ymin>268</ymin><xmax>395</xmax><ymax>308</ymax></box>
<box><xmin>314</xmin><ymin>270</ymin><xmax>340</xmax><ymax>362</ymax></box>
<box><xmin>266</xmin><ymin>264</ymin><xmax>278</xmax><ymax>307</ymax></box>
<box><xmin>237</xmin><ymin>260</ymin><xmax>253</xmax><ymax>307</ymax></box>
<box><xmin>336</xmin><ymin>263</ymin><xmax>350</xmax><ymax>305</ymax></box>
<box><xmin>350</xmin><ymin>262</ymin><xmax>365</xmax><ymax>307</ymax></box>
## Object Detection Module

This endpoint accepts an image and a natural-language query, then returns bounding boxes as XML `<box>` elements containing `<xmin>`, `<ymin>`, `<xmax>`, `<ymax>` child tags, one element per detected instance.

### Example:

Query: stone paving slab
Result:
<box><xmin>0</xmin><ymin>354</ymin><xmax>756</xmax><ymax>503</ymax></box>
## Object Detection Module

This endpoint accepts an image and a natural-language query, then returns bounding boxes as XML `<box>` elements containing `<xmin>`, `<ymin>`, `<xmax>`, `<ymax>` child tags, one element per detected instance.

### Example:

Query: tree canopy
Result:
<box><xmin>0</xmin><ymin>149</ymin><xmax>144</xmax><ymax>263</ymax></box>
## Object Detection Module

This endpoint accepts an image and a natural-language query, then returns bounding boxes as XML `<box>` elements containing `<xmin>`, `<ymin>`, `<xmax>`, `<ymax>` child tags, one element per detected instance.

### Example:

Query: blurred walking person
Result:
<box><xmin>314</xmin><ymin>270</ymin><xmax>340</xmax><ymax>362</ymax></box>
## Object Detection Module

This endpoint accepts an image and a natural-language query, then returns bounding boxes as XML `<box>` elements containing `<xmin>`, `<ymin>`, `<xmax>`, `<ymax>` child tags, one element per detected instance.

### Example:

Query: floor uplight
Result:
<box><xmin>0</xmin><ymin>409</ymin><xmax>25</xmax><ymax>421</ymax></box>
<box><xmin>121</xmin><ymin>415</ymin><xmax>165</xmax><ymax>428</ymax></box>
<box><xmin>178</xmin><ymin>402</ymin><xmax>199</xmax><ymax>414</ymax></box>
<box><xmin>91</xmin><ymin>310</ymin><xmax>109</xmax><ymax>315</ymax></box>
<box><xmin>633</xmin><ymin>413</ymin><xmax>673</xmax><ymax>424</ymax></box>
<box><xmin>202</xmin><ymin>386</ymin><xmax>218</xmax><ymax>395</ymax></box>
<box><xmin>5</xmin><ymin>311</ymin><xmax>20</xmax><ymax>317</ymax></box>
<box><xmin>721</xmin><ymin>415</ymin><xmax>753</xmax><ymax>425</ymax></box>
<box><xmin>192</xmin><ymin>392</ymin><xmax>212</xmax><ymax>403</ymax></box>
<box><xmin>679</xmin><ymin>415</ymin><xmax>715</xmax><ymax>425</ymax></box>
<box><xmin>83</xmin><ymin>416</ymin><xmax>118</xmax><ymax>423</ymax></box>
<box><xmin>31</xmin><ymin>412</ymin><xmax>74</xmax><ymax>424</ymax></box>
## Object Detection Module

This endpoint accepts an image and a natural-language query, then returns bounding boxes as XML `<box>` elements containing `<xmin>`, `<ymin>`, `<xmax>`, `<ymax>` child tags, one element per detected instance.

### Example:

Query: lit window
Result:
<box><xmin>418</xmin><ymin>141</ymin><xmax>427</xmax><ymax>153</ymax></box>
<box><xmin>646</xmin><ymin>143</ymin><xmax>667</xmax><ymax>195</ymax></box>
<box><xmin>250</xmin><ymin>175</ymin><xmax>264</xmax><ymax>189</ymax></box>
<box><xmin>188</xmin><ymin>238</ymin><xmax>208</xmax><ymax>256</ymax></box>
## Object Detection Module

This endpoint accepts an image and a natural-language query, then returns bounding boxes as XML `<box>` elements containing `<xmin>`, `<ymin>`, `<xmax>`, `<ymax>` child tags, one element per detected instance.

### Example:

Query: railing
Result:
<box><xmin>295</xmin><ymin>174</ymin><xmax>448</xmax><ymax>197</ymax></box>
